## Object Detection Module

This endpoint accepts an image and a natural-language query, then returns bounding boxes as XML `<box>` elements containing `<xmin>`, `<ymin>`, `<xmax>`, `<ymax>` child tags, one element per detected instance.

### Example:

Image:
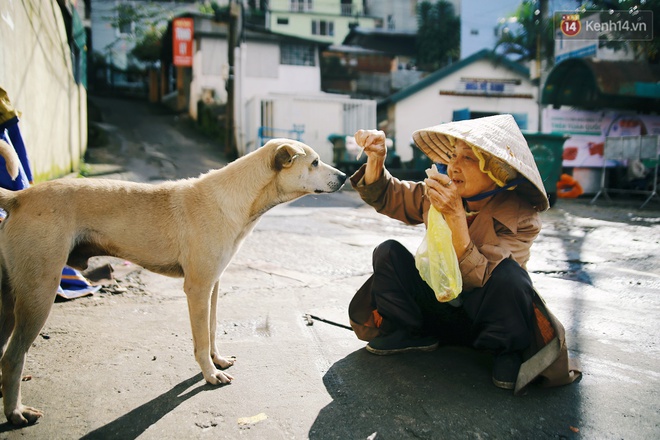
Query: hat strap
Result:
<box><xmin>463</xmin><ymin>177</ymin><xmax>527</xmax><ymax>202</ymax></box>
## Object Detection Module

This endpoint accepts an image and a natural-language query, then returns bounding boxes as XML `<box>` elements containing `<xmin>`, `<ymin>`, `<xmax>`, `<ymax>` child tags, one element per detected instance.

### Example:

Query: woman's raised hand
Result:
<box><xmin>354</xmin><ymin>129</ymin><xmax>387</xmax><ymax>161</ymax></box>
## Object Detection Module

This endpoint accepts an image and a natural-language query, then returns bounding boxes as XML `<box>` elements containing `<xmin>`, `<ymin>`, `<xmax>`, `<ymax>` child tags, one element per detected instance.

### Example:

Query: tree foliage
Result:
<box><xmin>130</xmin><ymin>26</ymin><xmax>163</xmax><ymax>64</ymax></box>
<box><xmin>586</xmin><ymin>0</ymin><xmax>660</xmax><ymax>63</ymax></box>
<box><xmin>416</xmin><ymin>1</ymin><xmax>460</xmax><ymax>71</ymax></box>
<box><xmin>106</xmin><ymin>2</ymin><xmax>182</xmax><ymax>65</ymax></box>
<box><xmin>494</xmin><ymin>1</ymin><xmax>554</xmax><ymax>64</ymax></box>
<box><xmin>495</xmin><ymin>0</ymin><xmax>660</xmax><ymax>64</ymax></box>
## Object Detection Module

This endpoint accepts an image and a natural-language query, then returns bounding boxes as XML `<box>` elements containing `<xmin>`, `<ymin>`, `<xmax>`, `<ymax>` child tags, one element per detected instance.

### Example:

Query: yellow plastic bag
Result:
<box><xmin>414</xmin><ymin>205</ymin><xmax>463</xmax><ymax>302</ymax></box>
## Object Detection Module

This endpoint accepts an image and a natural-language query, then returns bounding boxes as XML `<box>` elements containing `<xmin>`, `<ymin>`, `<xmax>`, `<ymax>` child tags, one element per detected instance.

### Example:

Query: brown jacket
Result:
<box><xmin>349</xmin><ymin>165</ymin><xmax>581</xmax><ymax>393</ymax></box>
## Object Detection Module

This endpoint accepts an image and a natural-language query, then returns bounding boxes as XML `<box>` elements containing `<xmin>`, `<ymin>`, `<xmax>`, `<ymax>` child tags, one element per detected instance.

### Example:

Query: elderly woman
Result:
<box><xmin>348</xmin><ymin>115</ymin><xmax>580</xmax><ymax>393</ymax></box>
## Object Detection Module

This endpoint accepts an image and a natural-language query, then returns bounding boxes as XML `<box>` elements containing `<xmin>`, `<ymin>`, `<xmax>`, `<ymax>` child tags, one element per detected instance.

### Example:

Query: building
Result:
<box><xmin>266</xmin><ymin>0</ymin><xmax>378</xmax><ymax>46</ymax></box>
<box><xmin>378</xmin><ymin>49</ymin><xmax>538</xmax><ymax>163</ymax></box>
<box><xmin>541</xmin><ymin>58</ymin><xmax>660</xmax><ymax>194</ymax></box>
<box><xmin>161</xmin><ymin>12</ymin><xmax>376</xmax><ymax>162</ymax></box>
<box><xmin>322</xmin><ymin>27</ymin><xmax>421</xmax><ymax>99</ymax></box>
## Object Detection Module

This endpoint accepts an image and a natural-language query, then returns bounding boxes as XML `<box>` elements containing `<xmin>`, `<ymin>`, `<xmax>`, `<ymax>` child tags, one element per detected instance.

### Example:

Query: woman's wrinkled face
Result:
<box><xmin>447</xmin><ymin>140</ymin><xmax>498</xmax><ymax>199</ymax></box>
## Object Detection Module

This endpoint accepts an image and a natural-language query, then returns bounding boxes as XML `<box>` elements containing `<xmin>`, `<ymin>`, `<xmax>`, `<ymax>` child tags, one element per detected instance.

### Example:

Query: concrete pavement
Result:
<box><xmin>1</xmin><ymin>96</ymin><xmax>658</xmax><ymax>439</ymax></box>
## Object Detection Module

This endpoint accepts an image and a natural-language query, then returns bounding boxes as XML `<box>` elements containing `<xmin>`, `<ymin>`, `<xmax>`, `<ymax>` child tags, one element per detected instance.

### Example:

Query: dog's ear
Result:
<box><xmin>272</xmin><ymin>143</ymin><xmax>306</xmax><ymax>170</ymax></box>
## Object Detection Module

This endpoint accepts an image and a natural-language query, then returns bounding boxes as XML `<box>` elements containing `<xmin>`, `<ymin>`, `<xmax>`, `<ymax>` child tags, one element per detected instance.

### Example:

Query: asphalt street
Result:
<box><xmin>1</xmin><ymin>96</ymin><xmax>658</xmax><ymax>440</ymax></box>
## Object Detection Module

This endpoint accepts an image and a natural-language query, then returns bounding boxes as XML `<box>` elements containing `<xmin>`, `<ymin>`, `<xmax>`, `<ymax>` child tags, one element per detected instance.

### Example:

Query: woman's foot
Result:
<box><xmin>491</xmin><ymin>352</ymin><xmax>522</xmax><ymax>390</ymax></box>
<box><xmin>366</xmin><ymin>329</ymin><xmax>439</xmax><ymax>355</ymax></box>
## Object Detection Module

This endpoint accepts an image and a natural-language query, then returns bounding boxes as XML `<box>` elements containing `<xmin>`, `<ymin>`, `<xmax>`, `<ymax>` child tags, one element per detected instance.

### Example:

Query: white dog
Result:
<box><xmin>0</xmin><ymin>138</ymin><xmax>346</xmax><ymax>426</ymax></box>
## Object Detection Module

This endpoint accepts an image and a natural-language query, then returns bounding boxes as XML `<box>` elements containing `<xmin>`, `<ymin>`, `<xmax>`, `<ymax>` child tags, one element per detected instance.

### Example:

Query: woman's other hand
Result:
<box><xmin>425</xmin><ymin>169</ymin><xmax>463</xmax><ymax>217</ymax></box>
<box><xmin>425</xmin><ymin>171</ymin><xmax>470</xmax><ymax>258</ymax></box>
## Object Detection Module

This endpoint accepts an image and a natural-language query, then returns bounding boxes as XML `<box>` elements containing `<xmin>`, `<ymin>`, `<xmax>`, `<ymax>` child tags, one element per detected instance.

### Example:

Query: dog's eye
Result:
<box><xmin>312</xmin><ymin>159</ymin><xmax>319</xmax><ymax>167</ymax></box>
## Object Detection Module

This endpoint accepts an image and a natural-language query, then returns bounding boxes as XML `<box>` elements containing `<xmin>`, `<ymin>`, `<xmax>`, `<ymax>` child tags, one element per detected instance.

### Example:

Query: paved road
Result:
<box><xmin>2</xmin><ymin>96</ymin><xmax>659</xmax><ymax>439</ymax></box>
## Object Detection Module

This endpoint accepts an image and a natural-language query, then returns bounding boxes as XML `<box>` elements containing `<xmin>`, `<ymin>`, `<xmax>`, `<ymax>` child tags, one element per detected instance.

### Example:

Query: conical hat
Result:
<box><xmin>412</xmin><ymin>114</ymin><xmax>549</xmax><ymax>211</ymax></box>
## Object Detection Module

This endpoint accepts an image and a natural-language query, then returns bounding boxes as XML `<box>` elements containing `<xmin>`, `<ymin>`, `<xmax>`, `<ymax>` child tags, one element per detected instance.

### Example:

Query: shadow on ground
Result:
<box><xmin>79</xmin><ymin>373</ymin><xmax>217</xmax><ymax>440</ymax></box>
<box><xmin>310</xmin><ymin>347</ymin><xmax>581</xmax><ymax>440</ymax></box>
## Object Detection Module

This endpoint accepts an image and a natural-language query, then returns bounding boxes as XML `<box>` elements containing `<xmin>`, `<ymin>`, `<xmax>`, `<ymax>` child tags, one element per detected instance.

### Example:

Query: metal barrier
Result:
<box><xmin>591</xmin><ymin>135</ymin><xmax>660</xmax><ymax>208</ymax></box>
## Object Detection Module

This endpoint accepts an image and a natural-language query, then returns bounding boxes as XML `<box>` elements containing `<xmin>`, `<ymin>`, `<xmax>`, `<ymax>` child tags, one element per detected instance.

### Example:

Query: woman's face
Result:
<box><xmin>447</xmin><ymin>140</ymin><xmax>498</xmax><ymax>199</ymax></box>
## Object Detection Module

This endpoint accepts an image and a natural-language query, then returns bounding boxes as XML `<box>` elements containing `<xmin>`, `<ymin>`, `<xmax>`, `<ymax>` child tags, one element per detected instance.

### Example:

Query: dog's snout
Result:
<box><xmin>334</xmin><ymin>171</ymin><xmax>347</xmax><ymax>190</ymax></box>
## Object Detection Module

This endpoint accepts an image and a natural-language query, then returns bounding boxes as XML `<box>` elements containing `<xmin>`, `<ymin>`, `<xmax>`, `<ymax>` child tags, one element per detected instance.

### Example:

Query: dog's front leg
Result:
<box><xmin>184</xmin><ymin>278</ymin><xmax>234</xmax><ymax>385</ymax></box>
<box><xmin>209</xmin><ymin>280</ymin><xmax>235</xmax><ymax>369</ymax></box>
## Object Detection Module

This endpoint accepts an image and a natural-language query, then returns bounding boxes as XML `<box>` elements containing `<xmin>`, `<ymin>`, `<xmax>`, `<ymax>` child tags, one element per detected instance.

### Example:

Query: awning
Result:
<box><xmin>541</xmin><ymin>58</ymin><xmax>660</xmax><ymax>112</ymax></box>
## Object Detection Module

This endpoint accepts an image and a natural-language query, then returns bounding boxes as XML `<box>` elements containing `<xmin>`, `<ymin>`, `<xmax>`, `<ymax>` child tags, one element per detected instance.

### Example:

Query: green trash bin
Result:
<box><xmin>522</xmin><ymin>132</ymin><xmax>568</xmax><ymax>208</ymax></box>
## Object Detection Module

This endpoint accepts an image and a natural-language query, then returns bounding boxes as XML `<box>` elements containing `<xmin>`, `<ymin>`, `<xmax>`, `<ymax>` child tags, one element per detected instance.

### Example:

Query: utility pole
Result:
<box><xmin>225</xmin><ymin>0</ymin><xmax>241</xmax><ymax>159</ymax></box>
<box><xmin>537</xmin><ymin>0</ymin><xmax>549</xmax><ymax>132</ymax></box>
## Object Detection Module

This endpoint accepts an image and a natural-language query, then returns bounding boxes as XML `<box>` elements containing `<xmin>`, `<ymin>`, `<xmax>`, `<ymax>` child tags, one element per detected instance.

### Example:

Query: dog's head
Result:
<box><xmin>265</xmin><ymin>138</ymin><xmax>347</xmax><ymax>198</ymax></box>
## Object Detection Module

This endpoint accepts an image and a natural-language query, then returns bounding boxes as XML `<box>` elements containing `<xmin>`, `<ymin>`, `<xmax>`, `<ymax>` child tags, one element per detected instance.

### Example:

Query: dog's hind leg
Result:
<box><xmin>184</xmin><ymin>277</ymin><xmax>234</xmax><ymax>385</ymax></box>
<box><xmin>1</xmin><ymin>276</ymin><xmax>58</xmax><ymax>425</ymax></box>
<box><xmin>0</xmin><ymin>273</ymin><xmax>16</xmax><ymax>363</ymax></box>
<box><xmin>209</xmin><ymin>280</ymin><xmax>235</xmax><ymax>369</ymax></box>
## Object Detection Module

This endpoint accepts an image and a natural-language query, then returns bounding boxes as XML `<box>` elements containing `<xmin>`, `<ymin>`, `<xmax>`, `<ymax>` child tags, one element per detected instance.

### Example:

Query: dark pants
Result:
<box><xmin>370</xmin><ymin>240</ymin><xmax>535</xmax><ymax>354</ymax></box>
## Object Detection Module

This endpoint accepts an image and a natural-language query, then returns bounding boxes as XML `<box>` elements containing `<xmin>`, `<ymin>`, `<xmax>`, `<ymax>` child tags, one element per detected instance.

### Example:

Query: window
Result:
<box><xmin>277</xmin><ymin>17</ymin><xmax>289</xmax><ymax>25</ymax></box>
<box><xmin>340</xmin><ymin>0</ymin><xmax>353</xmax><ymax>16</ymax></box>
<box><xmin>387</xmin><ymin>15</ymin><xmax>395</xmax><ymax>30</ymax></box>
<box><xmin>280</xmin><ymin>43</ymin><xmax>316</xmax><ymax>66</ymax></box>
<box><xmin>311</xmin><ymin>20</ymin><xmax>334</xmax><ymax>36</ymax></box>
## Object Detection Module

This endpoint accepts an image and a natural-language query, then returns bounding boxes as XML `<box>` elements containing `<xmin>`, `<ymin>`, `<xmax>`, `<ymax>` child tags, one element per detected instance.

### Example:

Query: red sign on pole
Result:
<box><xmin>173</xmin><ymin>18</ymin><xmax>194</xmax><ymax>67</ymax></box>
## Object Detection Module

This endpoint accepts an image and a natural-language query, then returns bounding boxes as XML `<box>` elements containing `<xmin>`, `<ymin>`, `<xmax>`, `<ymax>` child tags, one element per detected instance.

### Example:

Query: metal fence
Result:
<box><xmin>591</xmin><ymin>135</ymin><xmax>660</xmax><ymax>208</ymax></box>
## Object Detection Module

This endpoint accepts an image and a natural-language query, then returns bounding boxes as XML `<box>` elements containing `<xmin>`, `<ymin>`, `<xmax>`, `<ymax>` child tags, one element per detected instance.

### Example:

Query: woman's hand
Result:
<box><xmin>354</xmin><ymin>129</ymin><xmax>387</xmax><ymax>160</ymax></box>
<box><xmin>425</xmin><ymin>172</ymin><xmax>471</xmax><ymax>259</ymax></box>
<box><xmin>424</xmin><ymin>171</ymin><xmax>463</xmax><ymax>218</ymax></box>
<box><xmin>354</xmin><ymin>129</ymin><xmax>387</xmax><ymax>184</ymax></box>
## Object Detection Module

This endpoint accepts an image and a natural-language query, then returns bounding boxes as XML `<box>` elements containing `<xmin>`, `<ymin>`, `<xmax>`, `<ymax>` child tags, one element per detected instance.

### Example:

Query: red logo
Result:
<box><xmin>560</xmin><ymin>14</ymin><xmax>581</xmax><ymax>37</ymax></box>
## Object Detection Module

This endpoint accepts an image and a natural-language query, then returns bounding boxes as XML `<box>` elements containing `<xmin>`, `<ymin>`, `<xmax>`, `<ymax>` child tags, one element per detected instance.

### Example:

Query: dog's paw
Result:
<box><xmin>212</xmin><ymin>354</ymin><xmax>236</xmax><ymax>369</ymax></box>
<box><xmin>204</xmin><ymin>369</ymin><xmax>234</xmax><ymax>385</ymax></box>
<box><xmin>7</xmin><ymin>405</ymin><xmax>43</xmax><ymax>426</ymax></box>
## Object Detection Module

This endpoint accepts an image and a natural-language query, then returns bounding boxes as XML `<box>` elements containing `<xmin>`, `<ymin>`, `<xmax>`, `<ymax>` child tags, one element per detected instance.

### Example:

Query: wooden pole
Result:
<box><xmin>225</xmin><ymin>1</ymin><xmax>241</xmax><ymax>159</ymax></box>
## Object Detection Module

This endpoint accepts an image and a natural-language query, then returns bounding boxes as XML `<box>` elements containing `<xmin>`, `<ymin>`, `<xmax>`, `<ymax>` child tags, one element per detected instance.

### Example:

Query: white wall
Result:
<box><xmin>189</xmin><ymin>38</ymin><xmax>229</xmax><ymax>119</ymax></box>
<box><xmin>234</xmin><ymin>39</ymin><xmax>323</xmax><ymax>154</ymax></box>
<box><xmin>0</xmin><ymin>0</ymin><xmax>86</xmax><ymax>182</ymax></box>
<box><xmin>239</xmin><ymin>41</ymin><xmax>321</xmax><ymax>96</ymax></box>
<box><xmin>393</xmin><ymin>59</ymin><xmax>538</xmax><ymax>162</ymax></box>
<box><xmin>243</xmin><ymin>94</ymin><xmax>376</xmax><ymax>162</ymax></box>
<box><xmin>188</xmin><ymin>26</ymin><xmax>376</xmax><ymax>159</ymax></box>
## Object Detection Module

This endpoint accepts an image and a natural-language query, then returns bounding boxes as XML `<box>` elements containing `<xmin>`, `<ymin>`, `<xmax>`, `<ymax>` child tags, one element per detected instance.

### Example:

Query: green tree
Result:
<box><xmin>494</xmin><ymin>0</ymin><xmax>554</xmax><ymax>64</ymax></box>
<box><xmin>104</xmin><ymin>1</ymin><xmax>188</xmax><ymax>65</ymax></box>
<box><xmin>130</xmin><ymin>26</ymin><xmax>163</xmax><ymax>64</ymax></box>
<box><xmin>495</xmin><ymin>0</ymin><xmax>660</xmax><ymax>64</ymax></box>
<box><xmin>416</xmin><ymin>1</ymin><xmax>460</xmax><ymax>71</ymax></box>
<box><xmin>586</xmin><ymin>0</ymin><xmax>660</xmax><ymax>63</ymax></box>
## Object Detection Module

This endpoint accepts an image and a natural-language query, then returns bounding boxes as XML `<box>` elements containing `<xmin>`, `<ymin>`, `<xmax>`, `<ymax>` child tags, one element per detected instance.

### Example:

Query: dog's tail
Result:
<box><xmin>0</xmin><ymin>140</ymin><xmax>21</xmax><ymax>212</ymax></box>
<box><xmin>0</xmin><ymin>187</ymin><xmax>17</xmax><ymax>212</ymax></box>
<box><xmin>0</xmin><ymin>139</ymin><xmax>20</xmax><ymax>181</ymax></box>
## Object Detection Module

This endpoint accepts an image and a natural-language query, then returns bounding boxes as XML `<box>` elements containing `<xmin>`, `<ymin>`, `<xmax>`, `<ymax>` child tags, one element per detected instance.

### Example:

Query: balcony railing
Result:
<box><xmin>340</xmin><ymin>4</ymin><xmax>354</xmax><ymax>16</ymax></box>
